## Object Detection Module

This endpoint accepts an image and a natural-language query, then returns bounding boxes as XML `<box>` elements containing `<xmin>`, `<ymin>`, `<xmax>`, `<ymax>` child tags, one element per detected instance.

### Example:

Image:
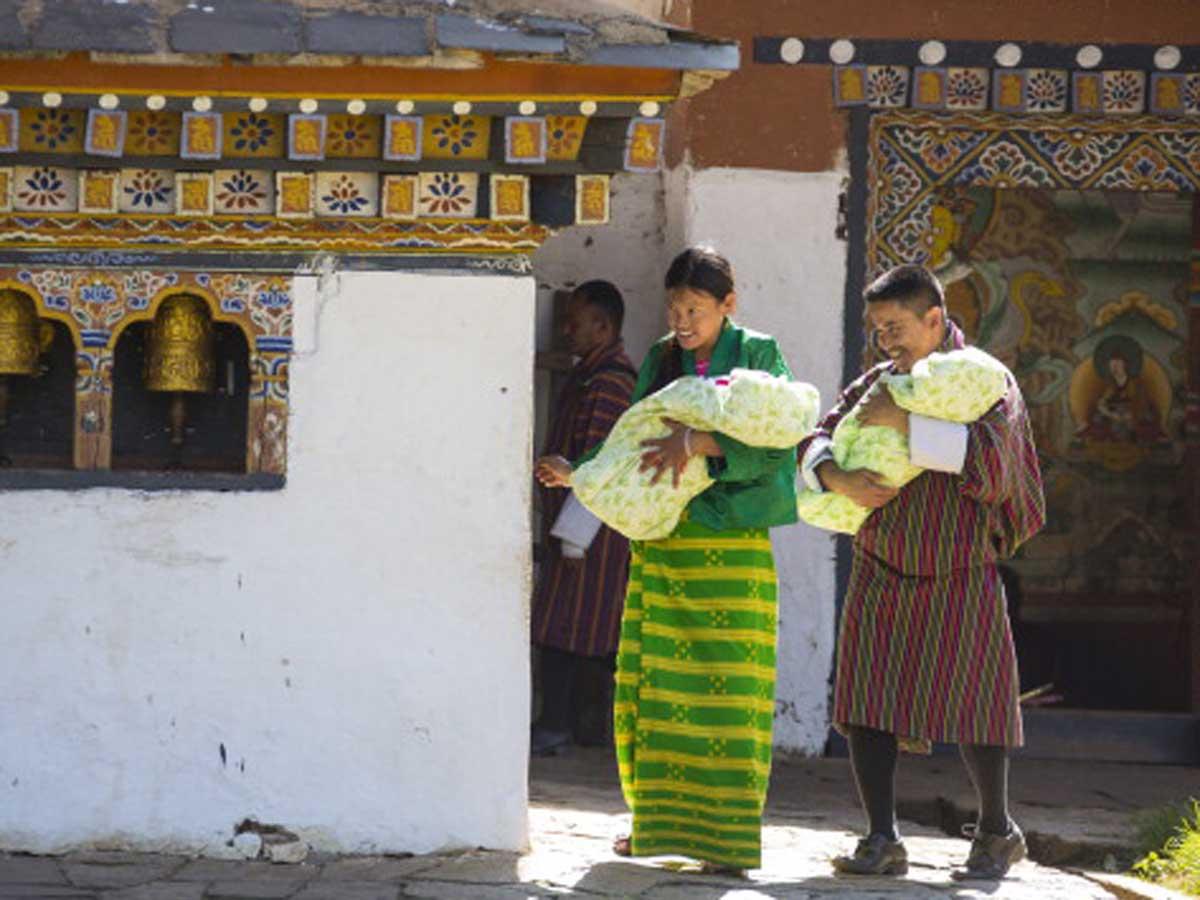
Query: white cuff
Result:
<box><xmin>800</xmin><ymin>437</ymin><xmax>835</xmax><ymax>492</ymax></box>
<box><xmin>550</xmin><ymin>492</ymin><xmax>603</xmax><ymax>550</ymax></box>
<box><xmin>910</xmin><ymin>415</ymin><xmax>968</xmax><ymax>473</ymax></box>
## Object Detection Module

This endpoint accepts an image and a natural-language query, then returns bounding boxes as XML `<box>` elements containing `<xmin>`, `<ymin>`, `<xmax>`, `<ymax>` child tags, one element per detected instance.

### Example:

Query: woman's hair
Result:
<box><xmin>649</xmin><ymin>247</ymin><xmax>736</xmax><ymax>393</ymax></box>
<box><xmin>664</xmin><ymin>246</ymin><xmax>735</xmax><ymax>300</ymax></box>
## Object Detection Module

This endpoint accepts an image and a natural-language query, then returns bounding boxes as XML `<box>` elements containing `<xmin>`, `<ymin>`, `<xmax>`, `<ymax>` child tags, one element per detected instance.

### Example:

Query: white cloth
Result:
<box><xmin>551</xmin><ymin>491</ymin><xmax>603</xmax><ymax>558</ymax></box>
<box><xmin>909</xmin><ymin>414</ymin><xmax>967</xmax><ymax>473</ymax></box>
<box><xmin>799</xmin><ymin>436</ymin><xmax>834</xmax><ymax>493</ymax></box>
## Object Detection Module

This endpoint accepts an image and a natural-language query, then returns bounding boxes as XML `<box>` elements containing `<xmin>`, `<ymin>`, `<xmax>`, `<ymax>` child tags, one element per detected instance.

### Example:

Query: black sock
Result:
<box><xmin>847</xmin><ymin>726</ymin><xmax>900</xmax><ymax>841</ymax></box>
<box><xmin>959</xmin><ymin>743</ymin><xmax>1012</xmax><ymax>836</ymax></box>
<box><xmin>537</xmin><ymin>646</ymin><xmax>577</xmax><ymax>733</ymax></box>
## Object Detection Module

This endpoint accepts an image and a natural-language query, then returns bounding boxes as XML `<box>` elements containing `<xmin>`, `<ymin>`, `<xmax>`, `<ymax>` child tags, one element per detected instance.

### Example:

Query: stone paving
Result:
<box><xmin>1</xmin><ymin>748</ymin><xmax>1188</xmax><ymax>899</ymax></box>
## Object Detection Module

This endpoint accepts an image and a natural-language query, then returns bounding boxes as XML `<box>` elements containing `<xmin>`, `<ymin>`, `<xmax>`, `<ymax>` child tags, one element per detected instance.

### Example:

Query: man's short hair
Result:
<box><xmin>864</xmin><ymin>264</ymin><xmax>945</xmax><ymax>315</ymax></box>
<box><xmin>573</xmin><ymin>280</ymin><xmax>625</xmax><ymax>333</ymax></box>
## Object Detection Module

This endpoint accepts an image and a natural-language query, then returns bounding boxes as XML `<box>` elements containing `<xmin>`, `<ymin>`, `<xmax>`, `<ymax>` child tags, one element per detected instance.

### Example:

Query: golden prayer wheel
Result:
<box><xmin>0</xmin><ymin>289</ymin><xmax>41</xmax><ymax>376</ymax></box>
<box><xmin>144</xmin><ymin>294</ymin><xmax>215</xmax><ymax>394</ymax></box>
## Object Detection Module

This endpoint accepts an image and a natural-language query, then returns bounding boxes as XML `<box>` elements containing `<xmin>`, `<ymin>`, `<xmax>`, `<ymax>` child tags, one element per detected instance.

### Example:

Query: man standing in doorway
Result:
<box><xmin>799</xmin><ymin>265</ymin><xmax>1045</xmax><ymax>881</ymax></box>
<box><xmin>532</xmin><ymin>280</ymin><xmax>637</xmax><ymax>757</ymax></box>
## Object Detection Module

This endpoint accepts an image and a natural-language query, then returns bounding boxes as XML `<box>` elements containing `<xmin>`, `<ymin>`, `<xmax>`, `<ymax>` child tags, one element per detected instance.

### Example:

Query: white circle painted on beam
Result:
<box><xmin>829</xmin><ymin>39</ymin><xmax>855</xmax><ymax>65</ymax></box>
<box><xmin>99</xmin><ymin>93</ymin><xmax>120</xmax><ymax>110</ymax></box>
<box><xmin>192</xmin><ymin>95</ymin><xmax>213</xmax><ymax>112</ymax></box>
<box><xmin>579</xmin><ymin>100</ymin><xmax>598</xmax><ymax>116</ymax></box>
<box><xmin>1076</xmin><ymin>44</ymin><xmax>1103</xmax><ymax>69</ymax></box>
<box><xmin>396</xmin><ymin>100</ymin><xmax>415</xmax><ymax>114</ymax></box>
<box><xmin>452</xmin><ymin>100</ymin><xmax>472</xmax><ymax>115</ymax></box>
<box><xmin>780</xmin><ymin>37</ymin><xmax>805</xmax><ymax>64</ymax></box>
<box><xmin>298</xmin><ymin>98</ymin><xmax>319</xmax><ymax>114</ymax></box>
<box><xmin>994</xmin><ymin>42</ymin><xmax>1022</xmax><ymax>67</ymax></box>
<box><xmin>146</xmin><ymin>94</ymin><xmax>167</xmax><ymax>110</ymax></box>
<box><xmin>639</xmin><ymin>100</ymin><xmax>661</xmax><ymax>117</ymax></box>
<box><xmin>346</xmin><ymin>99</ymin><xmax>366</xmax><ymax>115</ymax></box>
<box><xmin>248</xmin><ymin>97</ymin><xmax>268</xmax><ymax>112</ymax></box>
<box><xmin>518</xmin><ymin>100</ymin><xmax>537</xmax><ymax>115</ymax></box>
<box><xmin>42</xmin><ymin>91</ymin><xmax>62</xmax><ymax>108</ymax></box>
<box><xmin>918</xmin><ymin>40</ymin><xmax>946</xmax><ymax>66</ymax></box>
<box><xmin>1155</xmin><ymin>45</ymin><xmax>1182</xmax><ymax>70</ymax></box>
<box><xmin>0</xmin><ymin>91</ymin><xmax>8</xmax><ymax>105</ymax></box>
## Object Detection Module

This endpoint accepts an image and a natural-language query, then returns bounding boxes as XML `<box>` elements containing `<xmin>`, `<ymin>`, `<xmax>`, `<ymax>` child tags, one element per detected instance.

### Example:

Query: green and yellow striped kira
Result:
<box><xmin>614</xmin><ymin>518</ymin><xmax>778</xmax><ymax>871</ymax></box>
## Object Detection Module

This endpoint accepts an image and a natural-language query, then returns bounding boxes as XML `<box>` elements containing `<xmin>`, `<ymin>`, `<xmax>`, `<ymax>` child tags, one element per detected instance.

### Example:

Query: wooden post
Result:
<box><xmin>1191</xmin><ymin>195</ymin><xmax>1200</xmax><ymax>713</ymax></box>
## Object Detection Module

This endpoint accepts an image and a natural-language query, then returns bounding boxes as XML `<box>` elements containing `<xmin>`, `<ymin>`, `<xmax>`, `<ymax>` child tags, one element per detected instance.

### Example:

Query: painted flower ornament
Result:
<box><xmin>320</xmin><ymin>175</ymin><xmax>370</xmax><ymax>214</ymax></box>
<box><xmin>217</xmin><ymin>171</ymin><xmax>268</xmax><ymax>211</ymax></box>
<box><xmin>230</xmin><ymin>113</ymin><xmax>275</xmax><ymax>152</ymax></box>
<box><xmin>17</xmin><ymin>167</ymin><xmax>68</xmax><ymax>208</ymax></box>
<box><xmin>422</xmin><ymin>173</ymin><xmax>472</xmax><ymax>215</ymax></box>
<box><xmin>431</xmin><ymin>115</ymin><xmax>478</xmax><ymax>156</ymax></box>
<box><xmin>123</xmin><ymin>170</ymin><xmax>172</xmax><ymax>209</ymax></box>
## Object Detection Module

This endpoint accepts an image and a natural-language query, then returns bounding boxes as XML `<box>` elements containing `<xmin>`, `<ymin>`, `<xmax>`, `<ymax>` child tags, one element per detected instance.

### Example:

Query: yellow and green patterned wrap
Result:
<box><xmin>796</xmin><ymin>347</ymin><xmax>1010</xmax><ymax>534</ymax></box>
<box><xmin>615</xmin><ymin>518</ymin><xmax>777</xmax><ymax>870</ymax></box>
<box><xmin>569</xmin><ymin>369</ymin><xmax>820</xmax><ymax>540</ymax></box>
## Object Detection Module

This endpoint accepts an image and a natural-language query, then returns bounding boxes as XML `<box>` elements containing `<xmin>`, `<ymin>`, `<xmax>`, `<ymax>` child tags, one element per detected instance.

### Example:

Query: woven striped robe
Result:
<box><xmin>804</xmin><ymin>324</ymin><xmax>1045</xmax><ymax>750</ymax></box>
<box><xmin>533</xmin><ymin>341</ymin><xmax>637</xmax><ymax>657</ymax></box>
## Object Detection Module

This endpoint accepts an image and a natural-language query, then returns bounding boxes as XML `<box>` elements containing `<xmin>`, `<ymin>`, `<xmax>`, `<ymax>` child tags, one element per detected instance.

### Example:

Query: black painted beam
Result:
<box><xmin>754</xmin><ymin>36</ymin><xmax>1200</xmax><ymax>73</ymax></box>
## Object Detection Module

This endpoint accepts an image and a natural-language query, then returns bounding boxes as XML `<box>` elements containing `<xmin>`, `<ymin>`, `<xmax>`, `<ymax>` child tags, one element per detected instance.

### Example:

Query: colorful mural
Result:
<box><xmin>937</xmin><ymin>188</ymin><xmax>1193</xmax><ymax>603</ymax></box>
<box><xmin>866</xmin><ymin>111</ymin><xmax>1200</xmax><ymax>282</ymax></box>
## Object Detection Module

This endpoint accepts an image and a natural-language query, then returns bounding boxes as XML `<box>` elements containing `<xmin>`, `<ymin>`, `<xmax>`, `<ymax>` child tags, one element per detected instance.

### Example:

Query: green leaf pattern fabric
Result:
<box><xmin>796</xmin><ymin>347</ymin><xmax>1010</xmax><ymax>534</ymax></box>
<box><xmin>571</xmin><ymin>369</ymin><xmax>820</xmax><ymax>540</ymax></box>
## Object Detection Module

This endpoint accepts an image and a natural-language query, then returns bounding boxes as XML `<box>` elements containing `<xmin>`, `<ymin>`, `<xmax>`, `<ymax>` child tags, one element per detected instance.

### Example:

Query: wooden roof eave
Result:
<box><xmin>0</xmin><ymin>50</ymin><xmax>687</xmax><ymax>104</ymax></box>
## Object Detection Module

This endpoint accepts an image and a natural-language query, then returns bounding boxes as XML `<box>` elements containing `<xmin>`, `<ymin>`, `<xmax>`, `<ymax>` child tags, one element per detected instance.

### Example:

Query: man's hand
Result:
<box><xmin>535</xmin><ymin>455</ymin><xmax>572</xmax><ymax>488</ymax></box>
<box><xmin>639</xmin><ymin>417</ymin><xmax>693</xmax><ymax>488</ymax></box>
<box><xmin>816</xmin><ymin>460</ymin><xmax>898</xmax><ymax>509</ymax></box>
<box><xmin>859</xmin><ymin>387</ymin><xmax>909</xmax><ymax>436</ymax></box>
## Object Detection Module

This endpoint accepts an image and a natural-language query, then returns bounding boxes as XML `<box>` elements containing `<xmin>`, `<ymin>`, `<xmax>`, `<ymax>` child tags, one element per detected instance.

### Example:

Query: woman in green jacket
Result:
<box><xmin>536</xmin><ymin>247</ymin><xmax>796</xmax><ymax>874</ymax></box>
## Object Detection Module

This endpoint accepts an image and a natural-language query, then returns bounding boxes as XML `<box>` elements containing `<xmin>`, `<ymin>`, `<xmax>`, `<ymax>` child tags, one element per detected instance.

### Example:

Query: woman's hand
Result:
<box><xmin>859</xmin><ymin>387</ymin><xmax>909</xmax><ymax>436</ymax></box>
<box><xmin>816</xmin><ymin>460</ymin><xmax>898</xmax><ymax>509</ymax></box>
<box><xmin>535</xmin><ymin>455</ymin><xmax>572</xmax><ymax>488</ymax></box>
<box><xmin>639</xmin><ymin>417</ymin><xmax>699</xmax><ymax>488</ymax></box>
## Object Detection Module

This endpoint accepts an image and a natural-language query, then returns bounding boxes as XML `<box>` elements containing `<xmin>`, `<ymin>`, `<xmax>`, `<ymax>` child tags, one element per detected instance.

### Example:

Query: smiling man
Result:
<box><xmin>798</xmin><ymin>265</ymin><xmax>1046</xmax><ymax>882</ymax></box>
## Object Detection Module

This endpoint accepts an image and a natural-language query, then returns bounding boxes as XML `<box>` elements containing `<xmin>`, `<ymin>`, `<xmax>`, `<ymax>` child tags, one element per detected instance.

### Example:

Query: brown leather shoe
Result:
<box><xmin>831</xmin><ymin>833</ymin><xmax>909</xmax><ymax>876</ymax></box>
<box><xmin>951</xmin><ymin>823</ymin><xmax>1026</xmax><ymax>881</ymax></box>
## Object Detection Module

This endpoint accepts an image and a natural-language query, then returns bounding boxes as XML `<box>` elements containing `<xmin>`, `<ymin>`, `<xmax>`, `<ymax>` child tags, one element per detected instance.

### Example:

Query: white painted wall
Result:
<box><xmin>667</xmin><ymin>165</ymin><xmax>848</xmax><ymax>755</ymax></box>
<box><xmin>533</xmin><ymin>172</ymin><xmax>667</xmax><ymax>365</ymax></box>
<box><xmin>0</xmin><ymin>270</ymin><xmax>534</xmax><ymax>855</ymax></box>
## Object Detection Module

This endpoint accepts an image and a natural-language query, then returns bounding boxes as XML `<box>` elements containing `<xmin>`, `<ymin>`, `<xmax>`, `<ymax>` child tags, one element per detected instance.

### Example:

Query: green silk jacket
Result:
<box><xmin>576</xmin><ymin>321</ymin><xmax>798</xmax><ymax>533</ymax></box>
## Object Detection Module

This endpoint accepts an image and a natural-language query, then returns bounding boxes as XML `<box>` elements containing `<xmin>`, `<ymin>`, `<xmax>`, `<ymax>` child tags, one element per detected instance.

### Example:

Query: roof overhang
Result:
<box><xmin>0</xmin><ymin>0</ymin><xmax>739</xmax><ymax>73</ymax></box>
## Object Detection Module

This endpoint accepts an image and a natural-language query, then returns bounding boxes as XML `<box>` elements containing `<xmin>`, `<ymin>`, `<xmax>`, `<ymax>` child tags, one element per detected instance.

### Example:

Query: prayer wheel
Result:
<box><xmin>0</xmin><ymin>289</ymin><xmax>41</xmax><ymax>376</ymax></box>
<box><xmin>144</xmin><ymin>294</ymin><xmax>215</xmax><ymax>394</ymax></box>
<box><xmin>144</xmin><ymin>293</ymin><xmax>215</xmax><ymax>453</ymax></box>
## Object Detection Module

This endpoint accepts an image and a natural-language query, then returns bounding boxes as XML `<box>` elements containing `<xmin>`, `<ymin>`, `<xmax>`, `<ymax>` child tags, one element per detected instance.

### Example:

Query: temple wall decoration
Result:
<box><xmin>0</xmin><ymin>268</ymin><xmax>292</xmax><ymax>476</ymax></box>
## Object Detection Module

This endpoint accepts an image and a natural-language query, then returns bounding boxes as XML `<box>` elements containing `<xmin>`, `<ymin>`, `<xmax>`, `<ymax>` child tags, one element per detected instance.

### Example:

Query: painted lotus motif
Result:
<box><xmin>216</xmin><ymin>171</ymin><xmax>268</xmax><ymax>211</ymax></box>
<box><xmin>16</xmin><ymin>167</ymin><xmax>68</xmax><ymax>208</ymax></box>
<box><xmin>320</xmin><ymin>174</ymin><xmax>370</xmax><ymax>214</ymax></box>
<box><xmin>123</xmin><ymin>170</ymin><xmax>172</xmax><ymax>209</ymax></box>
<box><xmin>420</xmin><ymin>173</ymin><xmax>474</xmax><ymax>215</ymax></box>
